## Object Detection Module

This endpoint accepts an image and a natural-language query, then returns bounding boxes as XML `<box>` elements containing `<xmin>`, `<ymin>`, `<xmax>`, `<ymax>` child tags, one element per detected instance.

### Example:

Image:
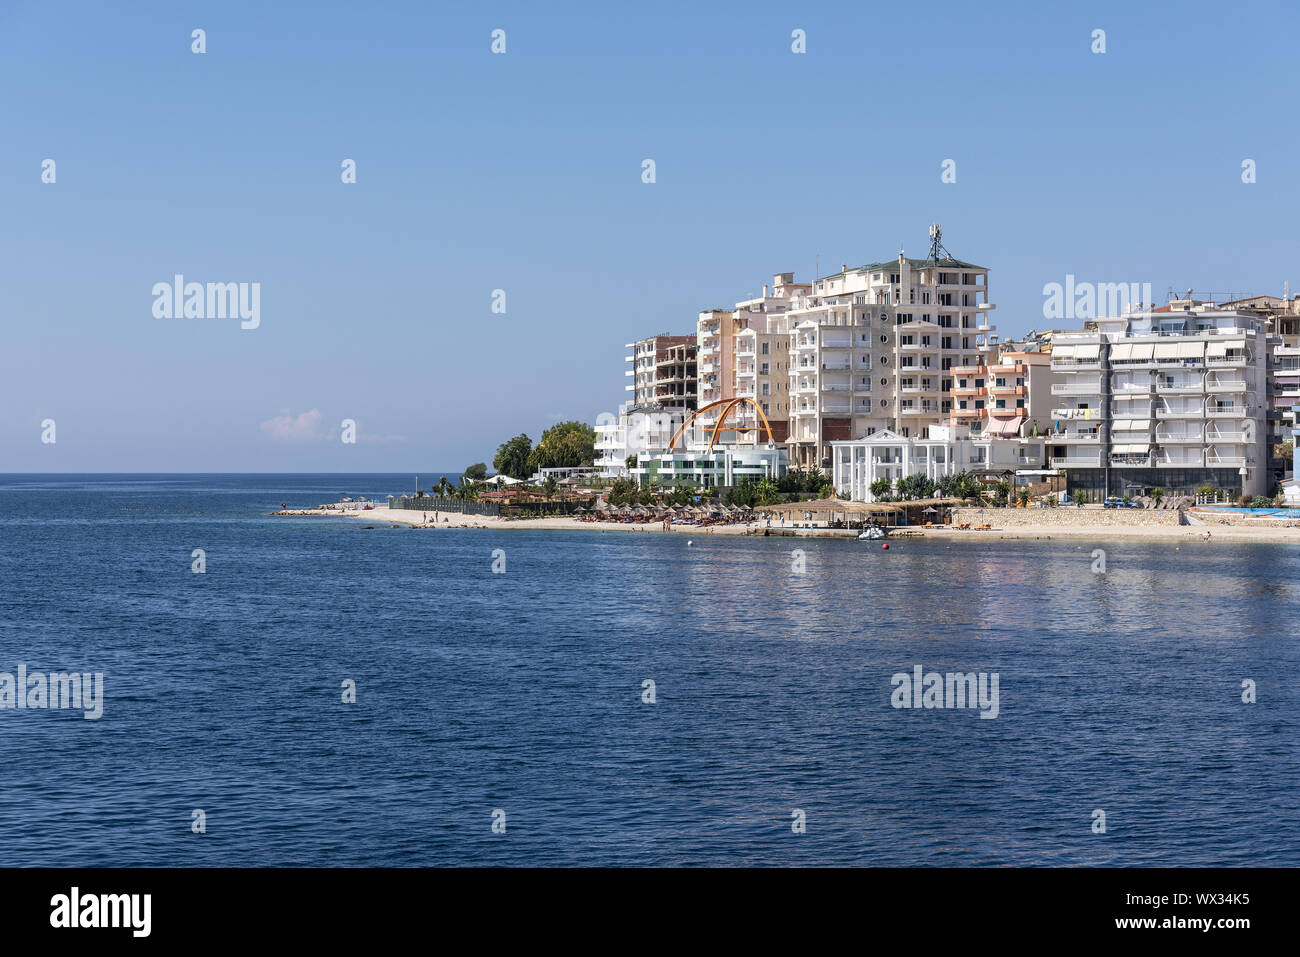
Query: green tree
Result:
<box><xmin>897</xmin><ymin>473</ymin><xmax>935</xmax><ymax>501</ymax></box>
<box><xmin>1151</xmin><ymin>486</ymin><xmax>1165</xmax><ymax>506</ymax></box>
<box><xmin>436</xmin><ymin>476</ymin><xmax>450</xmax><ymax>499</ymax></box>
<box><xmin>527</xmin><ymin>421</ymin><xmax>597</xmax><ymax>471</ymax></box>
<box><xmin>869</xmin><ymin>478</ymin><xmax>893</xmax><ymax>501</ymax></box>
<box><xmin>1017</xmin><ymin>488</ymin><xmax>1031</xmax><ymax>507</ymax></box>
<box><xmin>493</xmin><ymin>434</ymin><xmax>533</xmax><ymax>479</ymax></box>
<box><xmin>543</xmin><ymin>475</ymin><xmax>559</xmax><ymax>497</ymax></box>
<box><xmin>463</xmin><ymin>463</ymin><xmax>487</xmax><ymax>482</ymax></box>
<box><xmin>755</xmin><ymin>477</ymin><xmax>779</xmax><ymax>506</ymax></box>
<box><xmin>625</xmin><ymin>453</ymin><xmax>638</xmax><ymax>469</ymax></box>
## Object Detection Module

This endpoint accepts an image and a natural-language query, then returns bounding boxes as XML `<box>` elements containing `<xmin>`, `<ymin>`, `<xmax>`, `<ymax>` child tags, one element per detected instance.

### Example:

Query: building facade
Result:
<box><xmin>831</xmin><ymin>426</ymin><xmax>1044</xmax><ymax>502</ymax></box>
<box><xmin>785</xmin><ymin>236</ymin><xmax>996</xmax><ymax>469</ymax></box>
<box><xmin>631</xmin><ymin>445</ymin><xmax>788</xmax><ymax>489</ymax></box>
<box><xmin>950</xmin><ymin>350</ymin><xmax>1060</xmax><ymax>439</ymax></box>
<box><xmin>1047</xmin><ymin>304</ymin><xmax>1275</xmax><ymax>498</ymax></box>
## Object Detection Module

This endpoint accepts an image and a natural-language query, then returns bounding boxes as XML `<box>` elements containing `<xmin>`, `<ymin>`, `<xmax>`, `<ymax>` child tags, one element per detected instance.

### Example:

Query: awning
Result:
<box><xmin>1111</xmin><ymin>343</ymin><xmax>1134</xmax><ymax>360</ymax></box>
<box><xmin>1179</xmin><ymin>341</ymin><xmax>1205</xmax><ymax>357</ymax></box>
<box><xmin>986</xmin><ymin>417</ymin><xmax>1021</xmax><ymax>436</ymax></box>
<box><xmin>1053</xmin><ymin>345</ymin><xmax>1077</xmax><ymax>358</ymax></box>
<box><xmin>1130</xmin><ymin>343</ymin><xmax>1155</xmax><ymax>359</ymax></box>
<box><xmin>1112</xmin><ymin>419</ymin><xmax>1152</xmax><ymax>431</ymax></box>
<box><xmin>1207</xmin><ymin>342</ymin><xmax>1227</xmax><ymax>357</ymax></box>
<box><xmin>1154</xmin><ymin>343</ymin><xmax>1180</xmax><ymax>358</ymax></box>
<box><xmin>1112</xmin><ymin>444</ymin><xmax>1150</xmax><ymax>454</ymax></box>
<box><xmin>1075</xmin><ymin>344</ymin><xmax>1100</xmax><ymax>359</ymax></box>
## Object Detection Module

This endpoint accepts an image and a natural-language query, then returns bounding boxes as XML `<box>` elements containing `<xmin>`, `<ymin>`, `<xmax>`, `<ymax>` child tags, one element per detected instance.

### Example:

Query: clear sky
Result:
<box><xmin>3</xmin><ymin>0</ymin><xmax>1297</xmax><ymax>471</ymax></box>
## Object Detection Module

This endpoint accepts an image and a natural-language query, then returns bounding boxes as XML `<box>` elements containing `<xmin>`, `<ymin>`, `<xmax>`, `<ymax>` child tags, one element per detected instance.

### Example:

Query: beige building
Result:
<box><xmin>730</xmin><ymin>273</ymin><xmax>806</xmax><ymax>446</ymax></box>
<box><xmin>785</xmin><ymin>229</ymin><xmax>996</xmax><ymax>468</ymax></box>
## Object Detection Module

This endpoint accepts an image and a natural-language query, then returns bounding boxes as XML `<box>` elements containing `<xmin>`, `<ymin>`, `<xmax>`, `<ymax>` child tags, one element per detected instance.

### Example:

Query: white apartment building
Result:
<box><xmin>631</xmin><ymin>445</ymin><xmax>788</xmax><ymax>489</ymax></box>
<box><xmin>598</xmin><ymin>334</ymin><xmax>697</xmax><ymax>477</ymax></box>
<box><xmin>593</xmin><ymin>407</ymin><xmax>689</xmax><ymax>478</ymax></box>
<box><xmin>785</xmin><ymin>230</ymin><xmax>996</xmax><ymax>469</ymax></box>
<box><xmin>832</xmin><ymin>425</ymin><xmax>1044</xmax><ymax>502</ymax></box>
<box><xmin>1047</xmin><ymin>303</ymin><xmax>1276</xmax><ymax>498</ymax></box>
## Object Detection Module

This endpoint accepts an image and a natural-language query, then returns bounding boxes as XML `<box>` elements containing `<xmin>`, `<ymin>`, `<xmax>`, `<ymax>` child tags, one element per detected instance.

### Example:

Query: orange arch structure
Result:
<box><xmin>669</xmin><ymin>397</ymin><xmax>776</xmax><ymax>452</ymax></box>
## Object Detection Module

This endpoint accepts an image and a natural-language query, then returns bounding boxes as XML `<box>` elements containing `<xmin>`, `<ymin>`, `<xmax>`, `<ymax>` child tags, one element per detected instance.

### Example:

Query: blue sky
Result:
<box><xmin>3</xmin><ymin>0</ymin><xmax>1297</xmax><ymax>471</ymax></box>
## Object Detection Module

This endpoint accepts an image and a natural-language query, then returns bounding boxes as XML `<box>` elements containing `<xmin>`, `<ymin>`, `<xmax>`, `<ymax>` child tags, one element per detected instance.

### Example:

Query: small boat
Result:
<box><xmin>858</xmin><ymin>524</ymin><xmax>887</xmax><ymax>541</ymax></box>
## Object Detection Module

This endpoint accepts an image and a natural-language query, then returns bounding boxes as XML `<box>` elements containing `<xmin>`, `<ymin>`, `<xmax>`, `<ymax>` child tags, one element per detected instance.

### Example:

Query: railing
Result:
<box><xmin>1052</xmin><ymin>382</ymin><xmax>1104</xmax><ymax>395</ymax></box>
<box><xmin>390</xmin><ymin>496</ymin><xmax>501</xmax><ymax>516</ymax></box>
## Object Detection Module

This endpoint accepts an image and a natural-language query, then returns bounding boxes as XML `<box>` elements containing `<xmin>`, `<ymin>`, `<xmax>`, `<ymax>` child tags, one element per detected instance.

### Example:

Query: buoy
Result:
<box><xmin>687</xmin><ymin>541</ymin><xmax>693</xmax><ymax>546</ymax></box>
<box><xmin>882</xmin><ymin>543</ymin><xmax>889</xmax><ymax>550</ymax></box>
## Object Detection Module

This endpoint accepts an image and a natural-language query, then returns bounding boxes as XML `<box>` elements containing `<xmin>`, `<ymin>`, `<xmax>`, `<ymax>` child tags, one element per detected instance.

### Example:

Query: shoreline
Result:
<box><xmin>273</xmin><ymin>506</ymin><xmax>1300</xmax><ymax>544</ymax></box>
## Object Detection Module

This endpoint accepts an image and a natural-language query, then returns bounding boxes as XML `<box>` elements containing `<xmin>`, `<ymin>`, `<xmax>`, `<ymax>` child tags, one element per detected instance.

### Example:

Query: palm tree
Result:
<box><xmin>755</xmin><ymin>477</ymin><xmax>779</xmax><ymax>506</ymax></box>
<box><xmin>437</xmin><ymin>476</ymin><xmax>450</xmax><ymax>500</ymax></box>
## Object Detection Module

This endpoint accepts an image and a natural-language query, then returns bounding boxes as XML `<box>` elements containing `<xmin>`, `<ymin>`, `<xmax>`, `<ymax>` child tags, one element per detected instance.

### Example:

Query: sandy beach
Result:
<box><xmin>273</xmin><ymin>505</ymin><xmax>1300</xmax><ymax>543</ymax></box>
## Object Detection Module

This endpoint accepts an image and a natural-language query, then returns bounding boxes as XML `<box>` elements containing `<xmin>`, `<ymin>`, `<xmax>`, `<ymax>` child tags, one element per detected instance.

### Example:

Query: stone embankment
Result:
<box><xmin>949</xmin><ymin>507</ymin><xmax>1183</xmax><ymax>527</ymax></box>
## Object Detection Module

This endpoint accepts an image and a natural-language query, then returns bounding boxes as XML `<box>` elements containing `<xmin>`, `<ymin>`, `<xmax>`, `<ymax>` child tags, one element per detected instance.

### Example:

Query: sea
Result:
<box><xmin>0</xmin><ymin>474</ymin><xmax>1296</xmax><ymax>866</ymax></box>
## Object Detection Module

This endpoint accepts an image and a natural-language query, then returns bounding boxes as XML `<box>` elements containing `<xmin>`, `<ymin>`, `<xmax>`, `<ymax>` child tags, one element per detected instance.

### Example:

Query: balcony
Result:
<box><xmin>1205</xmin><ymin>431</ymin><xmax>1246</xmax><ymax>442</ymax></box>
<box><xmin>1207</xmin><ymin>454</ymin><xmax>1251</xmax><ymax>467</ymax></box>
<box><xmin>1052</xmin><ymin>381</ymin><xmax>1104</xmax><ymax>395</ymax></box>
<box><xmin>1206</xmin><ymin>407</ymin><xmax>1246</xmax><ymax>417</ymax></box>
<box><xmin>951</xmin><ymin>365</ymin><xmax>983</xmax><ymax>376</ymax></box>
<box><xmin>1052</xmin><ymin>359</ymin><xmax>1101</xmax><ymax>371</ymax></box>
<box><xmin>952</xmin><ymin>386</ymin><xmax>986</xmax><ymax>397</ymax></box>
<box><xmin>1157</xmin><ymin>452</ymin><xmax>1204</xmax><ymax>467</ymax></box>
<box><xmin>1051</xmin><ymin>408</ymin><xmax>1105</xmax><ymax>421</ymax></box>
<box><xmin>988</xmin><ymin>384</ymin><xmax>1026</xmax><ymax>397</ymax></box>
<box><xmin>1110</xmin><ymin>454</ymin><xmax>1154</xmax><ymax>467</ymax></box>
<box><xmin>1155</xmin><ymin>432</ymin><xmax>1203</xmax><ymax>444</ymax></box>
<box><xmin>1055</xmin><ymin>454</ymin><xmax>1103</xmax><ymax>468</ymax></box>
<box><xmin>1154</xmin><ymin>381</ymin><xmax>1204</xmax><ymax>394</ymax></box>
<box><xmin>953</xmin><ymin>408</ymin><xmax>985</xmax><ymax>418</ymax></box>
<box><xmin>1206</xmin><ymin>380</ymin><xmax>1248</xmax><ymax>393</ymax></box>
<box><xmin>1056</xmin><ymin>432</ymin><xmax>1102</xmax><ymax>443</ymax></box>
<box><xmin>900</xmin><ymin>406</ymin><xmax>939</xmax><ymax>417</ymax></box>
<box><xmin>1155</xmin><ymin>406</ymin><xmax>1203</xmax><ymax>418</ymax></box>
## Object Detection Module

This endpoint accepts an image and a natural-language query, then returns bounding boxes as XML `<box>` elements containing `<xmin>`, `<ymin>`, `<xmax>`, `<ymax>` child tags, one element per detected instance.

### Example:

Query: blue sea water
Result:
<box><xmin>0</xmin><ymin>474</ymin><xmax>1296</xmax><ymax>867</ymax></box>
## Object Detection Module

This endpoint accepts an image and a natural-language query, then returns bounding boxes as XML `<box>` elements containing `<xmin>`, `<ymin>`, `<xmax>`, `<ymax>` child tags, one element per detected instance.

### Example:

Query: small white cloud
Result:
<box><xmin>260</xmin><ymin>408</ymin><xmax>326</xmax><ymax>441</ymax></box>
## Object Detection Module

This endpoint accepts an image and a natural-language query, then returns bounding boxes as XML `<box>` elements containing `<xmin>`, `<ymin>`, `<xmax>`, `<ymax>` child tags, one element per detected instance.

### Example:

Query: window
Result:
<box><xmin>760</xmin><ymin>342</ymin><xmax>770</xmax><ymax>355</ymax></box>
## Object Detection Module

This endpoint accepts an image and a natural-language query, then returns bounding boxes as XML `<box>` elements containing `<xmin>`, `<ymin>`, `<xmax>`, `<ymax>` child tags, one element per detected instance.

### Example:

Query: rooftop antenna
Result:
<box><xmin>928</xmin><ymin>223</ymin><xmax>951</xmax><ymax>264</ymax></box>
